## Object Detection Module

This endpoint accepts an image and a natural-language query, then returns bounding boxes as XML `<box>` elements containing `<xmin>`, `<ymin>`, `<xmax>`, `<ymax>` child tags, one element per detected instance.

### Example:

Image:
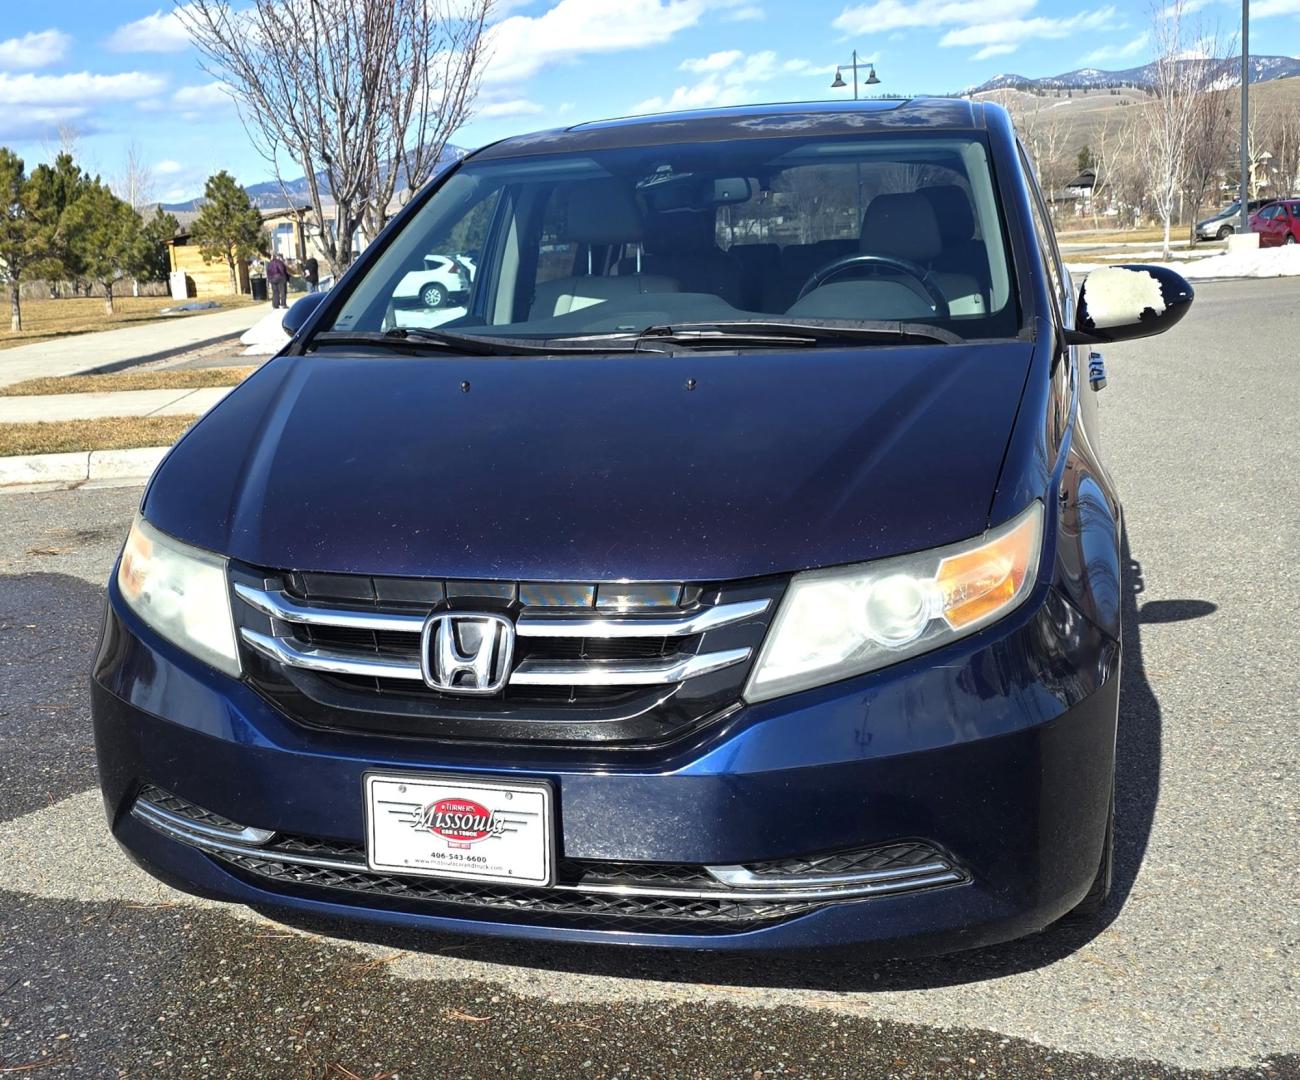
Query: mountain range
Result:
<box><xmin>968</xmin><ymin>54</ymin><xmax>1300</xmax><ymax>95</ymax></box>
<box><xmin>161</xmin><ymin>144</ymin><xmax>466</xmax><ymax>211</ymax></box>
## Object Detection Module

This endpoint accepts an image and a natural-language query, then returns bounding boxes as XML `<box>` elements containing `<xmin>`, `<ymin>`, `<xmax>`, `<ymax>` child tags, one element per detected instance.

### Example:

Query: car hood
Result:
<box><xmin>143</xmin><ymin>343</ymin><xmax>1035</xmax><ymax>582</ymax></box>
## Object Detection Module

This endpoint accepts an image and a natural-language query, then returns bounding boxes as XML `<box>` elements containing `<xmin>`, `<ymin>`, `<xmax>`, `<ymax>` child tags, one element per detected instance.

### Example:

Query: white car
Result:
<box><xmin>393</xmin><ymin>253</ymin><xmax>473</xmax><ymax>308</ymax></box>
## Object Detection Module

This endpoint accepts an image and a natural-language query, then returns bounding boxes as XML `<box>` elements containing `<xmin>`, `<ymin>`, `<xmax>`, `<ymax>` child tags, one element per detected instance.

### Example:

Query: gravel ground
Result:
<box><xmin>0</xmin><ymin>278</ymin><xmax>1296</xmax><ymax>1078</ymax></box>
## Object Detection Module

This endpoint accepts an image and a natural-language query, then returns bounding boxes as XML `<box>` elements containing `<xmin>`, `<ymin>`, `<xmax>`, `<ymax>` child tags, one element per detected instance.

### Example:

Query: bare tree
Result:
<box><xmin>176</xmin><ymin>0</ymin><xmax>492</xmax><ymax>277</ymax></box>
<box><xmin>1183</xmin><ymin>87</ymin><xmax>1235</xmax><ymax>241</ymax></box>
<box><xmin>113</xmin><ymin>141</ymin><xmax>157</xmax><ymax>296</ymax></box>
<box><xmin>113</xmin><ymin>141</ymin><xmax>156</xmax><ymax>211</ymax></box>
<box><xmin>1144</xmin><ymin>0</ymin><xmax>1214</xmax><ymax>257</ymax></box>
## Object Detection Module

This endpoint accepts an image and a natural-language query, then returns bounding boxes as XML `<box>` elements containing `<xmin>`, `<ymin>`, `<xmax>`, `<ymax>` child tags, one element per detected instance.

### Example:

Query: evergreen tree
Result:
<box><xmin>64</xmin><ymin>179</ymin><xmax>144</xmax><ymax>315</ymax></box>
<box><xmin>26</xmin><ymin>152</ymin><xmax>93</xmax><ymax>294</ymax></box>
<box><xmin>0</xmin><ymin>148</ymin><xmax>34</xmax><ymax>332</ymax></box>
<box><xmin>134</xmin><ymin>207</ymin><xmax>180</xmax><ymax>285</ymax></box>
<box><xmin>191</xmin><ymin>171</ymin><xmax>264</xmax><ymax>292</ymax></box>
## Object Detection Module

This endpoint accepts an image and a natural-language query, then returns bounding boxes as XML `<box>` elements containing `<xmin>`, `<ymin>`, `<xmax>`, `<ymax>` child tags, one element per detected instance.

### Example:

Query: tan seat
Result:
<box><xmin>530</xmin><ymin>180</ymin><xmax>678</xmax><ymax>319</ymax></box>
<box><xmin>859</xmin><ymin>192</ymin><xmax>983</xmax><ymax>315</ymax></box>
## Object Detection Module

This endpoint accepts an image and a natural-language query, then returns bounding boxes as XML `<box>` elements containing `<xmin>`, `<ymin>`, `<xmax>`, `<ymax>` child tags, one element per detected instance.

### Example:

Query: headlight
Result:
<box><xmin>116</xmin><ymin>516</ymin><xmax>241</xmax><ymax>677</ymax></box>
<box><xmin>745</xmin><ymin>502</ymin><xmax>1043</xmax><ymax>703</ymax></box>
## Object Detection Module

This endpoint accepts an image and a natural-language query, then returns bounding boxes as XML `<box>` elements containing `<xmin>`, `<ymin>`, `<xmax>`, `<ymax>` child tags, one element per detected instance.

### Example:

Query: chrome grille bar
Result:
<box><xmin>239</xmin><ymin>628</ymin><xmax>751</xmax><ymax>688</ymax></box>
<box><xmin>233</xmin><ymin>583</ymin><xmax>426</xmax><ymax>633</ymax></box>
<box><xmin>233</xmin><ymin>583</ymin><xmax>766</xmax><ymax>639</ymax></box>
<box><xmin>511</xmin><ymin>649</ymin><xmax>751</xmax><ymax>686</ymax></box>
<box><xmin>515</xmin><ymin>599</ymin><xmax>769</xmax><ymax>638</ymax></box>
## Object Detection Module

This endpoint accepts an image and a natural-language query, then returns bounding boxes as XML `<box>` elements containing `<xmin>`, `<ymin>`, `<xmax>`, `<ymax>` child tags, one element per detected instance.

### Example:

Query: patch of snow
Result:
<box><xmin>1066</xmin><ymin>244</ymin><xmax>1300</xmax><ymax>280</ymax></box>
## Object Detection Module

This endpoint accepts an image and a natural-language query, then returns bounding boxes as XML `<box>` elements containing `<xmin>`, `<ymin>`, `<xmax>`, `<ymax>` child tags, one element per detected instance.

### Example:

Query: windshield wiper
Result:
<box><xmin>310</xmin><ymin>328</ymin><xmax>643</xmax><ymax>357</ymax></box>
<box><xmin>564</xmin><ymin>319</ymin><xmax>959</xmax><ymax>350</ymax></box>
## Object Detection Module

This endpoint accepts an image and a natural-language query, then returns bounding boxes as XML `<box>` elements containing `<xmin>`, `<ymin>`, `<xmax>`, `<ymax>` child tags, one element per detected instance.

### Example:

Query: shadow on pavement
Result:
<box><xmin>262</xmin><ymin>529</ymin><xmax>1186</xmax><ymax>992</ymax></box>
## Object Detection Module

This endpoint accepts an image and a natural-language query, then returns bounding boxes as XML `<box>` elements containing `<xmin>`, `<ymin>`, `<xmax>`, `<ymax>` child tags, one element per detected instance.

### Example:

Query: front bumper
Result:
<box><xmin>93</xmin><ymin>582</ymin><xmax>1119</xmax><ymax>955</ymax></box>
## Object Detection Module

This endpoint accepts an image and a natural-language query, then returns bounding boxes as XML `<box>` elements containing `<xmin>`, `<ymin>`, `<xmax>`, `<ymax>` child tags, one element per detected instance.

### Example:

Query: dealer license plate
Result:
<box><xmin>364</xmin><ymin>773</ymin><xmax>554</xmax><ymax>887</ymax></box>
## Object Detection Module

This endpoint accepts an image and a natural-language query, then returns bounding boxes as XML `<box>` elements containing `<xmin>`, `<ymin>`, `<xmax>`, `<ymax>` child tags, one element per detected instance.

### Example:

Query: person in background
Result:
<box><xmin>302</xmin><ymin>255</ymin><xmax>320</xmax><ymax>293</ymax></box>
<box><xmin>266</xmin><ymin>253</ymin><xmax>289</xmax><ymax>309</ymax></box>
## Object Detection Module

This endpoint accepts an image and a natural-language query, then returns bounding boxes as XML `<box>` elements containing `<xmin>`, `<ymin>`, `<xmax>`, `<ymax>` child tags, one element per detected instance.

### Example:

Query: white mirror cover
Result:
<box><xmin>1082</xmin><ymin>266</ymin><xmax>1166</xmax><ymax>330</ymax></box>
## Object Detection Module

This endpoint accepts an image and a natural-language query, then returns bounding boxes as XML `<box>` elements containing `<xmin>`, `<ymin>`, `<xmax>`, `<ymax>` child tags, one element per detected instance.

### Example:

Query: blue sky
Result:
<box><xmin>1</xmin><ymin>0</ymin><xmax>1296</xmax><ymax>203</ymax></box>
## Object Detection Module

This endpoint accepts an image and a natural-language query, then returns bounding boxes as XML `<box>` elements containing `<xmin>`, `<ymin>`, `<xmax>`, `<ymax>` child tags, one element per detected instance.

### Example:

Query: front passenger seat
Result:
<box><xmin>530</xmin><ymin>180</ymin><xmax>678</xmax><ymax>319</ymax></box>
<box><xmin>859</xmin><ymin>192</ymin><xmax>983</xmax><ymax>315</ymax></box>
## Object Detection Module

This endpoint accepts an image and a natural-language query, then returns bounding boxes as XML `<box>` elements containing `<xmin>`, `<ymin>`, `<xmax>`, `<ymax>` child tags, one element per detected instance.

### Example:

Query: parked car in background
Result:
<box><xmin>96</xmin><ymin>98</ymin><xmax>1195</xmax><ymax>958</ymax></box>
<box><xmin>1195</xmin><ymin>198</ymin><xmax>1274</xmax><ymax>241</ymax></box>
<box><xmin>392</xmin><ymin>252</ymin><xmax>474</xmax><ymax>308</ymax></box>
<box><xmin>1249</xmin><ymin>200</ymin><xmax>1300</xmax><ymax>246</ymax></box>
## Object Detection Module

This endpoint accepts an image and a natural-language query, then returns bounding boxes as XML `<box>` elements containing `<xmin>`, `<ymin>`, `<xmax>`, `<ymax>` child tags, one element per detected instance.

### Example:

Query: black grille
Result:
<box><xmin>230</xmin><ymin>563</ymin><xmax>784</xmax><ymax>747</ymax></box>
<box><xmin>746</xmin><ymin>842</ymin><xmax>945</xmax><ymax>879</ymax></box>
<box><xmin>136</xmin><ymin>784</ymin><xmax>246</xmax><ymax>832</ymax></box>
<box><xmin>215</xmin><ymin>851</ymin><xmax>814</xmax><ymax>933</ymax></box>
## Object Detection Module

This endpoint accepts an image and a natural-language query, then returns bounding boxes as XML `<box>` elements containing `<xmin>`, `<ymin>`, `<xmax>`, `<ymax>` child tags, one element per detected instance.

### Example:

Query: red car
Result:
<box><xmin>1249</xmin><ymin>199</ymin><xmax>1300</xmax><ymax>246</ymax></box>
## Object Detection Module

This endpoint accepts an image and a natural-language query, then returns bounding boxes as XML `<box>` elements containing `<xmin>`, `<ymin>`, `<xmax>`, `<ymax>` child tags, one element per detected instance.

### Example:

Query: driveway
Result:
<box><xmin>0</xmin><ymin>278</ymin><xmax>1295</xmax><ymax>1078</ymax></box>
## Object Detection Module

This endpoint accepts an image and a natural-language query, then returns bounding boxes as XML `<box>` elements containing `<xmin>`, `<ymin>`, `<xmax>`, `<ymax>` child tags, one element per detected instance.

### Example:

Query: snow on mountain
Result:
<box><xmin>968</xmin><ymin>55</ymin><xmax>1300</xmax><ymax>95</ymax></box>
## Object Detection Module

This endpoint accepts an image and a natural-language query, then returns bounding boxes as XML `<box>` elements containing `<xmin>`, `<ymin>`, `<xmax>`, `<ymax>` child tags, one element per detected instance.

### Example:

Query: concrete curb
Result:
<box><xmin>0</xmin><ymin>446</ymin><xmax>168</xmax><ymax>489</ymax></box>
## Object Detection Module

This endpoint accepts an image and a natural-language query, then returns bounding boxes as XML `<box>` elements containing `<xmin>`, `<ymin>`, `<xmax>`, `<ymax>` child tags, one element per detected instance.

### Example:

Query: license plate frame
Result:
<box><xmin>363</xmin><ymin>771</ymin><xmax>555</xmax><ymax>887</ymax></box>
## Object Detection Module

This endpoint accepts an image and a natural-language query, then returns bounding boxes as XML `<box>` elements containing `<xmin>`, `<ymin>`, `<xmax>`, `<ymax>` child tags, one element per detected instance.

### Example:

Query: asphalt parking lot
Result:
<box><xmin>1</xmin><ymin>277</ymin><xmax>1296</xmax><ymax>1078</ymax></box>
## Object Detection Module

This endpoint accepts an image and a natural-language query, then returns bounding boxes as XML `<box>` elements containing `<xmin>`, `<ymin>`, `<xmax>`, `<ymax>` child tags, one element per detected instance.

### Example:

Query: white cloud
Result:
<box><xmin>1253</xmin><ymin>0</ymin><xmax>1300</xmax><ymax>15</ymax></box>
<box><xmin>0</xmin><ymin>71</ymin><xmax>166</xmax><ymax>106</ymax></box>
<box><xmin>0</xmin><ymin>105</ymin><xmax>88</xmax><ymax>141</ymax></box>
<box><xmin>477</xmin><ymin>98</ymin><xmax>546</xmax><ymax>119</ymax></box>
<box><xmin>0</xmin><ymin>29</ymin><xmax>72</xmax><ymax>70</ymax></box>
<box><xmin>155</xmin><ymin>159</ymin><xmax>185</xmax><ymax>175</ymax></box>
<box><xmin>973</xmin><ymin>43</ymin><xmax>1019</xmax><ymax>59</ymax></box>
<box><xmin>834</xmin><ymin>0</ymin><xmax>1036</xmax><ymax>35</ymax></box>
<box><xmin>681</xmin><ymin>50</ymin><xmax>744</xmax><ymax>73</ymax></box>
<box><xmin>721</xmin><ymin>3</ymin><xmax>765</xmax><ymax>18</ymax></box>
<box><xmin>172</xmin><ymin>81</ymin><xmax>235</xmax><ymax>109</ymax></box>
<box><xmin>1080</xmin><ymin>31</ymin><xmax>1150</xmax><ymax>65</ymax></box>
<box><xmin>488</xmin><ymin>0</ymin><xmax>709</xmax><ymax>81</ymax></box>
<box><xmin>940</xmin><ymin>6</ymin><xmax>1122</xmax><ymax>57</ymax></box>
<box><xmin>633</xmin><ymin>50</ymin><xmax>828</xmax><ymax>114</ymax></box>
<box><xmin>106</xmin><ymin>8</ymin><xmax>192</xmax><ymax>53</ymax></box>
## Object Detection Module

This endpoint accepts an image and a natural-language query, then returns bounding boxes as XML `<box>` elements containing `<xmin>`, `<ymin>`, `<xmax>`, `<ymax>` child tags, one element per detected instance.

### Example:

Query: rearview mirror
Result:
<box><xmin>1066</xmin><ymin>264</ymin><xmax>1193</xmax><ymax>345</ymax></box>
<box><xmin>281</xmin><ymin>291</ymin><xmax>328</xmax><ymax>337</ymax></box>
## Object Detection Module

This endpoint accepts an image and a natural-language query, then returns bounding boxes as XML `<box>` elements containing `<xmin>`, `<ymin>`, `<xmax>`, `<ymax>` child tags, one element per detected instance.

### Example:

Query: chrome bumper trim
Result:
<box><xmin>133</xmin><ymin>795</ymin><xmax>966</xmax><ymax>903</ymax></box>
<box><xmin>130</xmin><ymin>797</ymin><xmax>276</xmax><ymax>847</ymax></box>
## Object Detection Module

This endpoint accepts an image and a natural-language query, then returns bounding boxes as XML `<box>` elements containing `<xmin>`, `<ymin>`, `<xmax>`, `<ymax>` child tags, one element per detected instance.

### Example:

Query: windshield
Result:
<box><xmin>324</xmin><ymin>132</ymin><xmax>1020</xmax><ymax>344</ymax></box>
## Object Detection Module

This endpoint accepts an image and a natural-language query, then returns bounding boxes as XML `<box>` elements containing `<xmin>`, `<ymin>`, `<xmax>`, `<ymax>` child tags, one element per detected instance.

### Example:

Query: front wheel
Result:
<box><xmin>1215</xmin><ymin>224</ymin><xmax>1233</xmax><ymax>240</ymax></box>
<box><xmin>1287</xmin><ymin>234</ymin><xmax>1296</xmax><ymax>245</ymax></box>
<box><xmin>419</xmin><ymin>282</ymin><xmax>446</xmax><ymax>308</ymax></box>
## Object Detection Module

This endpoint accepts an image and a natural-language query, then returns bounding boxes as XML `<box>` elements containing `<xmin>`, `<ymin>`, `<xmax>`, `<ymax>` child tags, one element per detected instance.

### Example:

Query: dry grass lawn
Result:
<box><xmin>0</xmin><ymin>366</ymin><xmax>257</xmax><ymax>396</ymax></box>
<box><xmin>0</xmin><ymin>415</ymin><xmax>197</xmax><ymax>456</ymax></box>
<box><xmin>0</xmin><ymin>296</ymin><xmax>257</xmax><ymax>350</ymax></box>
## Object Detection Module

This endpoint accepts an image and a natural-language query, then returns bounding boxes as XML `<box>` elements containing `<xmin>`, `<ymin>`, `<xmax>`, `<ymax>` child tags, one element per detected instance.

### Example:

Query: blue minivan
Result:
<box><xmin>93</xmin><ymin>99</ymin><xmax>1192</xmax><ymax>956</ymax></box>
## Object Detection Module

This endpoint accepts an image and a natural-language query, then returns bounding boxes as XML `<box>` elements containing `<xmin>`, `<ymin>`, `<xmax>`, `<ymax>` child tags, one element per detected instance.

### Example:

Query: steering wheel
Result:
<box><xmin>795</xmin><ymin>253</ymin><xmax>950</xmax><ymax>317</ymax></box>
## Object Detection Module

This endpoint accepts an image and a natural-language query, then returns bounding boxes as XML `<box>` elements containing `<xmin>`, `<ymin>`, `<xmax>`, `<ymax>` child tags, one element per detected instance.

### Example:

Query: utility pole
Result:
<box><xmin>1240</xmin><ymin>0</ymin><xmax>1250</xmax><ymax>234</ymax></box>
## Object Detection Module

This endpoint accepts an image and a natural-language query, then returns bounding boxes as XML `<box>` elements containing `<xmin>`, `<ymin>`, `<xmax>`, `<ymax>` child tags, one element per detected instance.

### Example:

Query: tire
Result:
<box><xmin>419</xmin><ymin>282</ymin><xmax>446</xmax><ymax>308</ymax></box>
<box><xmin>1287</xmin><ymin>234</ymin><xmax>1296</xmax><ymax>245</ymax></box>
<box><xmin>1215</xmin><ymin>224</ymin><xmax>1233</xmax><ymax>240</ymax></box>
<box><xmin>1067</xmin><ymin>784</ymin><xmax>1115</xmax><ymax>919</ymax></box>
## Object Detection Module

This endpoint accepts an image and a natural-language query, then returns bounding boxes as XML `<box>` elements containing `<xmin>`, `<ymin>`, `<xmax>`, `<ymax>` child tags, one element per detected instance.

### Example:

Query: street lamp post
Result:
<box><xmin>1240</xmin><ymin>0</ymin><xmax>1250</xmax><ymax>236</ymax></box>
<box><xmin>831</xmin><ymin>50</ymin><xmax>880</xmax><ymax>100</ymax></box>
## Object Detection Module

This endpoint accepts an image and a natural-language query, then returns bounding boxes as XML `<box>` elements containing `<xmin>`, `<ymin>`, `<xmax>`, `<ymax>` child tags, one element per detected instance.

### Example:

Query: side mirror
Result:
<box><xmin>1065</xmin><ymin>264</ymin><xmax>1193</xmax><ymax>346</ymax></box>
<box><xmin>281</xmin><ymin>291</ymin><xmax>328</xmax><ymax>337</ymax></box>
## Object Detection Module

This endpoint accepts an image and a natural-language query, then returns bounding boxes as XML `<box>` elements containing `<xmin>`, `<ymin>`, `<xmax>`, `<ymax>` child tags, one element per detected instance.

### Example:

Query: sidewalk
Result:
<box><xmin>0</xmin><ymin>304</ymin><xmax>270</xmax><ymax>388</ymax></box>
<box><xmin>0</xmin><ymin>386</ymin><xmax>232</xmax><ymax>424</ymax></box>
